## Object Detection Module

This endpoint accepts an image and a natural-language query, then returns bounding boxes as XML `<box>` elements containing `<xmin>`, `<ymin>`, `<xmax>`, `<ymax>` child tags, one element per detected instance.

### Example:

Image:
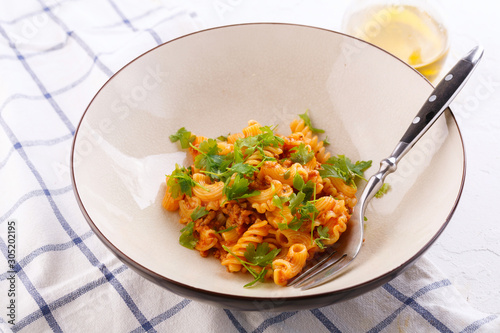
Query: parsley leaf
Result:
<box><xmin>292</xmin><ymin>172</ymin><xmax>305</xmax><ymax>191</ymax></box>
<box><xmin>243</xmin><ymin>269</ymin><xmax>268</xmax><ymax>288</ymax></box>
<box><xmin>222</xmin><ymin>244</ymin><xmax>274</xmax><ymax>288</ymax></box>
<box><xmin>273</xmin><ymin>195</ymin><xmax>293</xmax><ymax>229</ymax></box>
<box><xmin>292</xmin><ymin>173</ymin><xmax>315</xmax><ymax>201</ymax></box>
<box><xmin>375</xmin><ymin>183</ymin><xmax>391</xmax><ymax>198</ymax></box>
<box><xmin>299</xmin><ymin>110</ymin><xmax>324</xmax><ymax>133</ymax></box>
<box><xmin>223</xmin><ymin>174</ymin><xmax>261</xmax><ymax>201</ymax></box>
<box><xmin>192</xmin><ymin>139</ymin><xmax>232</xmax><ymax>180</ymax></box>
<box><xmin>228</xmin><ymin>163</ymin><xmax>258</xmax><ymax>178</ymax></box>
<box><xmin>197</xmin><ymin>139</ymin><xmax>220</xmax><ymax>155</ymax></box>
<box><xmin>233</xmin><ymin>137</ymin><xmax>257</xmax><ymax>164</ymax></box>
<box><xmin>323</xmin><ymin>136</ymin><xmax>331</xmax><ymax>146</ymax></box>
<box><xmin>244</xmin><ymin>243</ymin><xmax>281</xmax><ymax>267</ymax></box>
<box><xmin>272</xmin><ymin>195</ymin><xmax>290</xmax><ymax>210</ymax></box>
<box><xmin>190</xmin><ymin>206</ymin><xmax>209</xmax><ymax>221</ymax></box>
<box><xmin>318</xmin><ymin>163</ymin><xmax>344</xmax><ymax>180</ymax></box>
<box><xmin>290</xmin><ymin>143</ymin><xmax>314</xmax><ymax>165</ymax></box>
<box><xmin>179</xmin><ymin>222</ymin><xmax>197</xmax><ymax>249</ymax></box>
<box><xmin>286</xmin><ymin>191</ymin><xmax>318</xmax><ymax>231</ymax></box>
<box><xmin>287</xmin><ymin>216</ymin><xmax>304</xmax><ymax>231</ymax></box>
<box><xmin>205</xmin><ymin>162</ymin><xmax>257</xmax><ymax>184</ymax></box>
<box><xmin>259</xmin><ymin>126</ymin><xmax>285</xmax><ymax>147</ymax></box>
<box><xmin>277</xmin><ymin>222</ymin><xmax>289</xmax><ymax>230</ymax></box>
<box><xmin>167</xmin><ymin>164</ymin><xmax>206</xmax><ymax>198</ymax></box>
<box><xmin>314</xmin><ymin>226</ymin><xmax>330</xmax><ymax>249</ymax></box>
<box><xmin>169</xmin><ymin>127</ymin><xmax>195</xmax><ymax>149</ymax></box>
<box><xmin>288</xmin><ymin>192</ymin><xmax>306</xmax><ymax>214</ymax></box>
<box><xmin>217</xmin><ymin>134</ymin><xmax>229</xmax><ymax>141</ymax></box>
<box><xmin>272</xmin><ymin>195</ymin><xmax>283</xmax><ymax>209</ymax></box>
<box><xmin>297</xmin><ymin>201</ymin><xmax>318</xmax><ymax>223</ymax></box>
<box><xmin>232</xmin><ymin>126</ymin><xmax>284</xmax><ymax>164</ymax></box>
<box><xmin>216</xmin><ymin>226</ymin><xmax>237</xmax><ymax>234</ymax></box>
<box><xmin>320</xmin><ymin>155</ymin><xmax>372</xmax><ymax>187</ymax></box>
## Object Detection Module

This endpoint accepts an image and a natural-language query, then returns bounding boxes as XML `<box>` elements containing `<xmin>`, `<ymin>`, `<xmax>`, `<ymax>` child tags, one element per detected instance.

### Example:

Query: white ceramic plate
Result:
<box><xmin>71</xmin><ymin>23</ymin><xmax>464</xmax><ymax>310</ymax></box>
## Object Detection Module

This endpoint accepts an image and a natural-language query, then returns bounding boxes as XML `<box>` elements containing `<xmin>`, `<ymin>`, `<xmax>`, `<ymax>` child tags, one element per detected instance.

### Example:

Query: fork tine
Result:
<box><xmin>287</xmin><ymin>249</ymin><xmax>340</xmax><ymax>287</ymax></box>
<box><xmin>296</xmin><ymin>254</ymin><xmax>352</xmax><ymax>290</ymax></box>
<box><xmin>288</xmin><ymin>251</ymin><xmax>347</xmax><ymax>288</ymax></box>
<box><xmin>287</xmin><ymin>203</ymin><xmax>365</xmax><ymax>289</ymax></box>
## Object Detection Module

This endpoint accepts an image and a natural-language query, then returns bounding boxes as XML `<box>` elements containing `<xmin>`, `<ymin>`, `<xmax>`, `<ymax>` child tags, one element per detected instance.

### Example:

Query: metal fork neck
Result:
<box><xmin>378</xmin><ymin>141</ymin><xmax>411</xmax><ymax>182</ymax></box>
<box><xmin>360</xmin><ymin>141</ymin><xmax>408</xmax><ymax>203</ymax></box>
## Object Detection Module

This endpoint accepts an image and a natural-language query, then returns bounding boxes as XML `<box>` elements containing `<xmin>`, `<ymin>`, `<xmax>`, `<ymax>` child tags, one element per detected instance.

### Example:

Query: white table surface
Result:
<box><xmin>181</xmin><ymin>0</ymin><xmax>500</xmax><ymax>315</ymax></box>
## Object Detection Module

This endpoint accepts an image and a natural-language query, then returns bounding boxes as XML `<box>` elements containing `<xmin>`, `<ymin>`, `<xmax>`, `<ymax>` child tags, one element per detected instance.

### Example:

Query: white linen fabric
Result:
<box><xmin>0</xmin><ymin>1</ymin><xmax>498</xmax><ymax>332</ymax></box>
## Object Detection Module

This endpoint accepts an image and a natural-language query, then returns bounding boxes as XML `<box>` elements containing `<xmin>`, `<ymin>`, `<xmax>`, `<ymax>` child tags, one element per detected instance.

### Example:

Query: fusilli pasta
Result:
<box><xmin>163</xmin><ymin>112</ymin><xmax>371</xmax><ymax>286</ymax></box>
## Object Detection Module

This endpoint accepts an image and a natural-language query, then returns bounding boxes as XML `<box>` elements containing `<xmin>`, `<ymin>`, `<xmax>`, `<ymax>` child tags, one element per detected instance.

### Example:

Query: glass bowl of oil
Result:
<box><xmin>341</xmin><ymin>0</ymin><xmax>449</xmax><ymax>82</ymax></box>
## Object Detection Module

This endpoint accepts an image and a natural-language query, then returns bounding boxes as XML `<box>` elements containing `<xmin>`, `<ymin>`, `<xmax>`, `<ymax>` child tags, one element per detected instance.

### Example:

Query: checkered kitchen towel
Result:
<box><xmin>0</xmin><ymin>1</ymin><xmax>498</xmax><ymax>332</ymax></box>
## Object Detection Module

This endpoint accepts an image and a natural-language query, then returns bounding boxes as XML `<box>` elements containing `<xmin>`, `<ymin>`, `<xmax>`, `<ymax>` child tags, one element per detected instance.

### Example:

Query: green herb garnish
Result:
<box><xmin>169</xmin><ymin>127</ymin><xmax>195</xmax><ymax>149</ymax></box>
<box><xmin>313</xmin><ymin>226</ymin><xmax>330</xmax><ymax>249</ymax></box>
<box><xmin>191</xmin><ymin>139</ymin><xmax>232</xmax><ymax>180</ymax></box>
<box><xmin>290</xmin><ymin>143</ymin><xmax>314</xmax><ymax>165</ymax></box>
<box><xmin>244</xmin><ymin>243</ymin><xmax>281</xmax><ymax>268</ymax></box>
<box><xmin>227</xmin><ymin>163</ymin><xmax>258</xmax><ymax>178</ymax></box>
<box><xmin>233</xmin><ymin>126</ymin><xmax>284</xmax><ymax>164</ymax></box>
<box><xmin>292</xmin><ymin>173</ymin><xmax>315</xmax><ymax>201</ymax></box>
<box><xmin>179</xmin><ymin>222</ymin><xmax>197</xmax><ymax>249</ymax></box>
<box><xmin>223</xmin><ymin>243</ymin><xmax>280</xmax><ymax>287</ymax></box>
<box><xmin>167</xmin><ymin>164</ymin><xmax>208</xmax><ymax>198</ymax></box>
<box><xmin>190</xmin><ymin>206</ymin><xmax>209</xmax><ymax>221</ymax></box>
<box><xmin>299</xmin><ymin>110</ymin><xmax>324</xmax><ymax>133</ymax></box>
<box><xmin>375</xmin><ymin>183</ymin><xmax>391</xmax><ymax>198</ymax></box>
<box><xmin>288</xmin><ymin>191</ymin><xmax>306</xmax><ymax>214</ymax></box>
<box><xmin>216</xmin><ymin>226</ymin><xmax>237</xmax><ymax>234</ymax></box>
<box><xmin>320</xmin><ymin>155</ymin><xmax>372</xmax><ymax>187</ymax></box>
<box><xmin>223</xmin><ymin>174</ymin><xmax>261</xmax><ymax>201</ymax></box>
<box><xmin>217</xmin><ymin>134</ymin><xmax>229</xmax><ymax>141</ymax></box>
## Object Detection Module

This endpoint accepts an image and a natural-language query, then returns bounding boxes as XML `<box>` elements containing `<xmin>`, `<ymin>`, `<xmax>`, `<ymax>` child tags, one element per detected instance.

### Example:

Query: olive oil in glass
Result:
<box><xmin>342</xmin><ymin>1</ymin><xmax>449</xmax><ymax>82</ymax></box>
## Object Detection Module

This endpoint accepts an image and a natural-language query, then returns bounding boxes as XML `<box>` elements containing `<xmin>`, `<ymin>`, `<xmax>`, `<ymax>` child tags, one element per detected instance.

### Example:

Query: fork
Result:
<box><xmin>288</xmin><ymin>45</ymin><xmax>484</xmax><ymax>290</ymax></box>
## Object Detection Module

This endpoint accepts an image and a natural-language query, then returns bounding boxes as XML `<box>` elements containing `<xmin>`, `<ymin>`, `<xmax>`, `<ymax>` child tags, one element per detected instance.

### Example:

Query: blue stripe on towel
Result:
<box><xmin>0</xmin><ymin>24</ymin><xmax>75</xmax><ymax>134</ymax></box>
<box><xmin>0</xmin><ymin>115</ymin><xmax>154</xmax><ymax>331</ymax></box>
<box><xmin>376</xmin><ymin>281</ymin><xmax>454</xmax><ymax>333</ymax></box>
<box><xmin>0</xmin><ymin>237</ymin><xmax>63</xmax><ymax>332</ymax></box>
<box><xmin>310</xmin><ymin>308</ymin><xmax>342</xmax><ymax>333</ymax></box>
<box><xmin>36</xmin><ymin>0</ymin><xmax>114</xmax><ymax>77</ymax></box>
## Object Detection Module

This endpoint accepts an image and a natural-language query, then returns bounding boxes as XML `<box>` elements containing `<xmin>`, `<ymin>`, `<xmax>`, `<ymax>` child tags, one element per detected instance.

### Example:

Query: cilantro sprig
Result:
<box><xmin>215</xmin><ymin>225</ymin><xmax>237</xmax><ymax>234</ymax></box>
<box><xmin>313</xmin><ymin>226</ymin><xmax>330</xmax><ymax>249</ymax></box>
<box><xmin>320</xmin><ymin>155</ymin><xmax>372</xmax><ymax>187</ymax></box>
<box><xmin>290</xmin><ymin>143</ymin><xmax>314</xmax><ymax>165</ymax></box>
<box><xmin>292</xmin><ymin>173</ymin><xmax>315</xmax><ymax>202</ymax></box>
<box><xmin>233</xmin><ymin>126</ymin><xmax>284</xmax><ymax>164</ymax></box>
<box><xmin>190</xmin><ymin>206</ymin><xmax>209</xmax><ymax>221</ymax></box>
<box><xmin>179</xmin><ymin>222</ymin><xmax>197</xmax><ymax>249</ymax></box>
<box><xmin>272</xmin><ymin>195</ymin><xmax>290</xmax><ymax>210</ymax></box>
<box><xmin>167</xmin><ymin>164</ymin><xmax>208</xmax><ymax>198</ymax></box>
<box><xmin>299</xmin><ymin>110</ymin><xmax>324</xmax><ymax>134</ymax></box>
<box><xmin>275</xmin><ymin>174</ymin><xmax>319</xmax><ymax>232</ymax></box>
<box><xmin>217</xmin><ymin>134</ymin><xmax>229</xmax><ymax>141</ymax></box>
<box><xmin>375</xmin><ymin>183</ymin><xmax>391</xmax><ymax>198</ymax></box>
<box><xmin>169</xmin><ymin>127</ymin><xmax>195</xmax><ymax>149</ymax></box>
<box><xmin>223</xmin><ymin>174</ymin><xmax>261</xmax><ymax>201</ymax></box>
<box><xmin>191</xmin><ymin>139</ymin><xmax>232</xmax><ymax>181</ymax></box>
<box><xmin>223</xmin><ymin>243</ymin><xmax>280</xmax><ymax>287</ymax></box>
<box><xmin>244</xmin><ymin>243</ymin><xmax>281</xmax><ymax>267</ymax></box>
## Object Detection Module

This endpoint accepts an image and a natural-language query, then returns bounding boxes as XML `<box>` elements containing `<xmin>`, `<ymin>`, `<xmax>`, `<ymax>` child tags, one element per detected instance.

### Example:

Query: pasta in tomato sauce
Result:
<box><xmin>163</xmin><ymin>112</ymin><xmax>371</xmax><ymax>287</ymax></box>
